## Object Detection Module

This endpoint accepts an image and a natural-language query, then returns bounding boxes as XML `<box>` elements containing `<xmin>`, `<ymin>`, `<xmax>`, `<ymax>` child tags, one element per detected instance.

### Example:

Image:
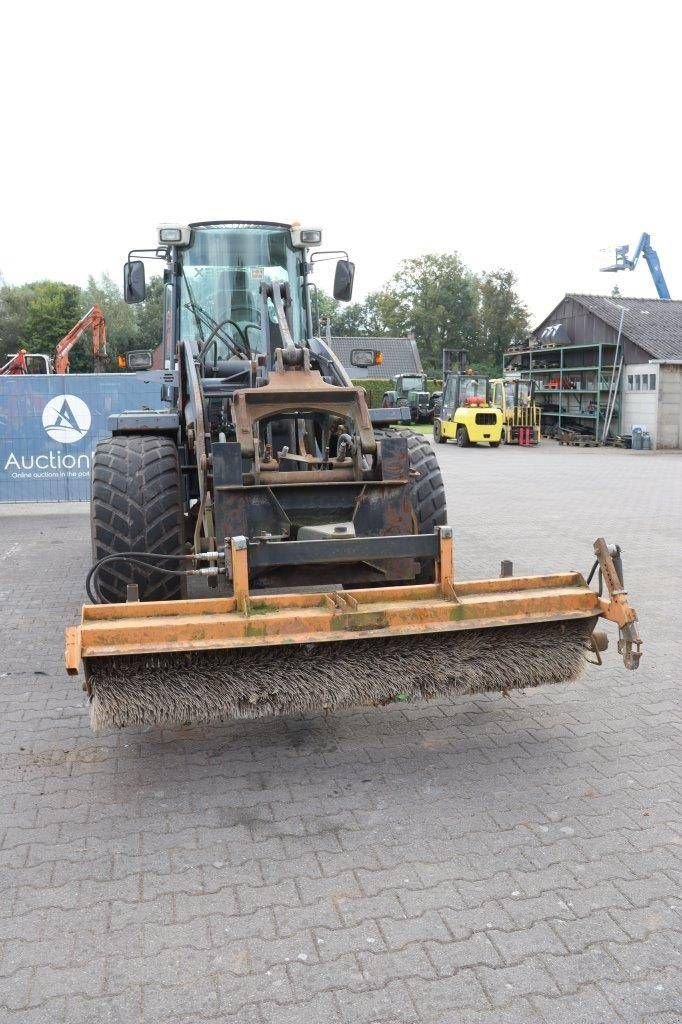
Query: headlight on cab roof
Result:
<box><xmin>290</xmin><ymin>227</ymin><xmax>322</xmax><ymax>248</ymax></box>
<box><xmin>158</xmin><ymin>224</ymin><xmax>191</xmax><ymax>246</ymax></box>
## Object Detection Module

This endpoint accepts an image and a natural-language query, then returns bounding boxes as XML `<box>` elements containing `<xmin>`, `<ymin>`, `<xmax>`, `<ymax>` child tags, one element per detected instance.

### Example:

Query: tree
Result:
<box><xmin>313</xmin><ymin>290</ymin><xmax>388</xmax><ymax>338</ymax></box>
<box><xmin>330</xmin><ymin>292</ymin><xmax>388</xmax><ymax>337</ymax></box>
<box><xmin>20</xmin><ymin>281</ymin><xmax>85</xmax><ymax>370</ymax></box>
<box><xmin>377</xmin><ymin>254</ymin><xmax>479</xmax><ymax>372</ymax></box>
<box><xmin>313</xmin><ymin>288</ymin><xmax>339</xmax><ymax>337</ymax></box>
<box><xmin>0</xmin><ymin>274</ymin><xmax>163</xmax><ymax>371</ymax></box>
<box><xmin>81</xmin><ymin>273</ymin><xmax>137</xmax><ymax>368</ymax></box>
<box><xmin>134</xmin><ymin>275</ymin><xmax>164</xmax><ymax>354</ymax></box>
<box><xmin>315</xmin><ymin>255</ymin><xmax>527</xmax><ymax>375</ymax></box>
<box><xmin>0</xmin><ymin>250</ymin><xmax>528</xmax><ymax>377</ymax></box>
<box><xmin>0</xmin><ymin>282</ymin><xmax>38</xmax><ymax>362</ymax></box>
<box><xmin>474</xmin><ymin>269</ymin><xmax>529</xmax><ymax>371</ymax></box>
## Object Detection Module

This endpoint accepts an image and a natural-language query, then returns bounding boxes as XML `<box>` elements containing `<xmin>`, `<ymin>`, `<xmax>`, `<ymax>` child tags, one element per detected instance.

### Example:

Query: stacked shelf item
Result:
<box><xmin>503</xmin><ymin>341</ymin><xmax>620</xmax><ymax>441</ymax></box>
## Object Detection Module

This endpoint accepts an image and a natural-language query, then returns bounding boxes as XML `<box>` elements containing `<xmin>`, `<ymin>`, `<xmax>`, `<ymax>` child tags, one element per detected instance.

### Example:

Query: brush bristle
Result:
<box><xmin>86</xmin><ymin>619</ymin><xmax>596</xmax><ymax>732</ymax></box>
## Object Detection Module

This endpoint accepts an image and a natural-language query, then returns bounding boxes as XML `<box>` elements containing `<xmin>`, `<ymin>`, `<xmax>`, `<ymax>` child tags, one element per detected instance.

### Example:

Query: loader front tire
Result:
<box><xmin>90</xmin><ymin>435</ymin><xmax>185</xmax><ymax>603</ymax></box>
<box><xmin>401</xmin><ymin>428</ymin><xmax>447</xmax><ymax>535</ymax></box>
<box><xmin>375</xmin><ymin>428</ymin><xmax>447</xmax><ymax>584</ymax></box>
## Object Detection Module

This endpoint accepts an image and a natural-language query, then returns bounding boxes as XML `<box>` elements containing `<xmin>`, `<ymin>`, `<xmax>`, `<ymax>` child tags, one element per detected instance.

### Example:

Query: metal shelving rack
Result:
<box><xmin>503</xmin><ymin>341</ymin><xmax>620</xmax><ymax>441</ymax></box>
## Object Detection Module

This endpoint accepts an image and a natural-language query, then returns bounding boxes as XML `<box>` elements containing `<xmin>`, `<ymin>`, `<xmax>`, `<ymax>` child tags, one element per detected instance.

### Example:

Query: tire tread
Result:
<box><xmin>90</xmin><ymin>435</ymin><xmax>184</xmax><ymax>603</ymax></box>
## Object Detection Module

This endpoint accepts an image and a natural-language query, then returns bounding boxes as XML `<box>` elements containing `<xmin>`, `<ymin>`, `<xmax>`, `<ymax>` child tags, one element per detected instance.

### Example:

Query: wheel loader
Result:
<box><xmin>65</xmin><ymin>220</ymin><xmax>642</xmax><ymax>732</ymax></box>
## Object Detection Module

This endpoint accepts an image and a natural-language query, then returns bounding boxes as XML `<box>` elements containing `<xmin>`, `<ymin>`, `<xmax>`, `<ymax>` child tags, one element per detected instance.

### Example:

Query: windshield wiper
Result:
<box><xmin>184</xmin><ymin>302</ymin><xmax>251</xmax><ymax>360</ymax></box>
<box><xmin>181</xmin><ymin>270</ymin><xmax>207</xmax><ymax>347</ymax></box>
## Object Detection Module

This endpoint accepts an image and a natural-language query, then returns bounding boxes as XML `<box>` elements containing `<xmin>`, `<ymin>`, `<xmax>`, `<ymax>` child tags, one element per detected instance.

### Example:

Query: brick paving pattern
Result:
<box><xmin>0</xmin><ymin>444</ymin><xmax>680</xmax><ymax>1023</ymax></box>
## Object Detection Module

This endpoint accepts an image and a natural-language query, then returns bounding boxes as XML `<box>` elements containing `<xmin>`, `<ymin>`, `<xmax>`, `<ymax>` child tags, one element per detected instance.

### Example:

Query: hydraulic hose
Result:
<box><xmin>86</xmin><ymin>551</ymin><xmax>225</xmax><ymax>604</ymax></box>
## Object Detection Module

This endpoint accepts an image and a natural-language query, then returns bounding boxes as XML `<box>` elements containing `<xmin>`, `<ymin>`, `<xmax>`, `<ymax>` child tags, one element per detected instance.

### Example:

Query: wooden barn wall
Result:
<box><xmin>622</xmin><ymin>338</ymin><xmax>651</xmax><ymax>363</ymax></box>
<box><xmin>533</xmin><ymin>298</ymin><xmax>650</xmax><ymax>362</ymax></box>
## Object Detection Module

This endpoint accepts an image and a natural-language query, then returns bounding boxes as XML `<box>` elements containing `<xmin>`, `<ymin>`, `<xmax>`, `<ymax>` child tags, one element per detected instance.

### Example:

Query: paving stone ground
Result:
<box><xmin>0</xmin><ymin>442</ymin><xmax>680</xmax><ymax>1024</ymax></box>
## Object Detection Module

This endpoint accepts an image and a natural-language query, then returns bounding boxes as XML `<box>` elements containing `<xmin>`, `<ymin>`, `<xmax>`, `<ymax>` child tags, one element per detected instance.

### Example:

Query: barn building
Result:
<box><xmin>504</xmin><ymin>294</ymin><xmax>682</xmax><ymax>448</ymax></box>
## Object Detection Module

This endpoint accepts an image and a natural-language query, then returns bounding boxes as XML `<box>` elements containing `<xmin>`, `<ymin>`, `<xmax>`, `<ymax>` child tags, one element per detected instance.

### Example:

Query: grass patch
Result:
<box><xmin>404</xmin><ymin>423</ymin><xmax>434</xmax><ymax>436</ymax></box>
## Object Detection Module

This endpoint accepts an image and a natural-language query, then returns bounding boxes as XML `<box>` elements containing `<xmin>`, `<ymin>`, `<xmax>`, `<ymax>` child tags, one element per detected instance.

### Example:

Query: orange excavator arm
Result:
<box><xmin>54</xmin><ymin>305</ymin><xmax>108</xmax><ymax>374</ymax></box>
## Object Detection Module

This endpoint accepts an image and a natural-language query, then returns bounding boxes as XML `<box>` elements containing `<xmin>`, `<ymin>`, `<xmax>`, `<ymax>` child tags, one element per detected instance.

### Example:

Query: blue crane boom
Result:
<box><xmin>601</xmin><ymin>232</ymin><xmax>671</xmax><ymax>299</ymax></box>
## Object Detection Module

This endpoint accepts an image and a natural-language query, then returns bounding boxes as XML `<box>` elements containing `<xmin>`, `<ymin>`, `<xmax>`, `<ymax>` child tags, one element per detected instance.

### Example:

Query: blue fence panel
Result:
<box><xmin>0</xmin><ymin>373</ymin><xmax>168</xmax><ymax>502</ymax></box>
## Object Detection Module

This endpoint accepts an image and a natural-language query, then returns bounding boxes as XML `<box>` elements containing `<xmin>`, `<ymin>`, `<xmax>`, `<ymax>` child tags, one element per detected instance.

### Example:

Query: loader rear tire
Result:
<box><xmin>91</xmin><ymin>435</ymin><xmax>185</xmax><ymax>604</ymax></box>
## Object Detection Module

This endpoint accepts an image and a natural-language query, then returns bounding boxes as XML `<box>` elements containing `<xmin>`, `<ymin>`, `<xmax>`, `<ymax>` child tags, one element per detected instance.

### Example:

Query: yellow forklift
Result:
<box><xmin>433</xmin><ymin>350</ymin><xmax>503</xmax><ymax>447</ymax></box>
<box><xmin>490</xmin><ymin>377</ymin><xmax>541</xmax><ymax>445</ymax></box>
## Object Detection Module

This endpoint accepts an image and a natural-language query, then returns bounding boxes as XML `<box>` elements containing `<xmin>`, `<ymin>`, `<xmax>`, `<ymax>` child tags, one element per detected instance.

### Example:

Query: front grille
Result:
<box><xmin>475</xmin><ymin>413</ymin><xmax>497</xmax><ymax>425</ymax></box>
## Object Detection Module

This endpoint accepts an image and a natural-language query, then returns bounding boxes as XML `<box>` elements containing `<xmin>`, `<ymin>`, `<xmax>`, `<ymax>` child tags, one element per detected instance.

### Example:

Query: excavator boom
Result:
<box><xmin>54</xmin><ymin>305</ymin><xmax>108</xmax><ymax>373</ymax></box>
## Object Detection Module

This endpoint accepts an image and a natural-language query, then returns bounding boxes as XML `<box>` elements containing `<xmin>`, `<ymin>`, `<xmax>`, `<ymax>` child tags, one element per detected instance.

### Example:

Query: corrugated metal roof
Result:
<box><xmin>535</xmin><ymin>294</ymin><xmax>682</xmax><ymax>361</ymax></box>
<box><xmin>328</xmin><ymin>336</ymin><xmax>424</xmax><ymax>378</ymax></box>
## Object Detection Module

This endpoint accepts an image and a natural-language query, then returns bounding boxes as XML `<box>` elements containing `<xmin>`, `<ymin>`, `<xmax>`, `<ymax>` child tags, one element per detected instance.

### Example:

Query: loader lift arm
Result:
<box><xmin>54</xmin><ymin>305</ymin><xmax>108</xmax><ymax>373</ymax></box>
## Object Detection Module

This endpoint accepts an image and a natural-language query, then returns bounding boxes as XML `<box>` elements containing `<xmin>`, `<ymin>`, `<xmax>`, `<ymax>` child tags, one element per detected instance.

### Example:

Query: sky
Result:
<box><xmin>1</xmin><ymin>0</ymin><xmax>679</xmax><ymax>326</ymax></box>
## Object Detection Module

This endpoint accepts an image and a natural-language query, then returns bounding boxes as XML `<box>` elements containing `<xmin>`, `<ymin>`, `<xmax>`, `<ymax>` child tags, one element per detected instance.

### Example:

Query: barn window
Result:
<box><xmin>634</xmin><ymin>374</ymin><xmax>641</xmax><ymax>391</ymax></box>
<box><xmin>649</xmin><ymin>373</ymin><xmax>656</xmax><ymax>390</ymax></box>
<box><xmin>627</xmin><ymin>374</ymin><xmax>634</xmax><ymax>390</ymax></box>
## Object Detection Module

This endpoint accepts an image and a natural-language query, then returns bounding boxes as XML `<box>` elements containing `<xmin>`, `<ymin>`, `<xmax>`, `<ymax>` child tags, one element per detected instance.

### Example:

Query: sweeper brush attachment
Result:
<box><xmin>86</xmin><ymin>620</ymin><xmax>594</xmax><ymax>731</ymax></box>
<box><xmin>66</xmin><ymin>532</ymin><xmax>642</xmax><ymax>732</ymax></box>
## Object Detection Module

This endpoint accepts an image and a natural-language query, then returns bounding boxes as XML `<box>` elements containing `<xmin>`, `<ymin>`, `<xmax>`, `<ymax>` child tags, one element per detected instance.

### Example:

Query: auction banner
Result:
<box><xmin>0</xmin><ymin>373</ymin><xmax>167</xmax><ymax>502</ymax></box>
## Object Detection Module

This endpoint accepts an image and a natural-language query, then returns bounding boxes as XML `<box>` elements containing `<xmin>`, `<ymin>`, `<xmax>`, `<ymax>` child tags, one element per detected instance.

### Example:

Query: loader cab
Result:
<box><xmin>174</xmin><ymin>223</ymin><xmax>307</xmax><ymax>366</ymax></box>
<box><xmin>125</xmin><ymin>221</ymin><xmax>355</xmax><ymax>388</ymax></box>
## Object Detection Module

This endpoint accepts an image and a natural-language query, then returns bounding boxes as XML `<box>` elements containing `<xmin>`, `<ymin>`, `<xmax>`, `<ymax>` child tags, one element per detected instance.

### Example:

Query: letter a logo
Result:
<box><xmin>42</xmin><ymin>395</ymin><xmax>91</xmax><ymax>444</ymax></box>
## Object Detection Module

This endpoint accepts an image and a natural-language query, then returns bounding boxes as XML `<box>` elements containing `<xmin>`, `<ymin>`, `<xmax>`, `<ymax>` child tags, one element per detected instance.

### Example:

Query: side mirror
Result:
<box><xmin>123</xmin><ymin>260</ymin><xmax>146</xmax><ymax>303</ymax></box>
<box><xmin>333</xmin><ymin>259</ymin><xmax>355</xmax><ymax>302</ymax></box>
<box><xmin>126</xmin><ymin>350</ymin><xmax>153</xmax><ymax>371</ymax></box>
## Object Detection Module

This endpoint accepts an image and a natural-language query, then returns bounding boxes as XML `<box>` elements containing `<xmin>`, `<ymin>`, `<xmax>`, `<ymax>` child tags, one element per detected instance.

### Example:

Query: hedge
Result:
<box><xmin>351</xmin><ymin>379</ymin><xmax>442</xmax><ymax>408</ymax></box>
